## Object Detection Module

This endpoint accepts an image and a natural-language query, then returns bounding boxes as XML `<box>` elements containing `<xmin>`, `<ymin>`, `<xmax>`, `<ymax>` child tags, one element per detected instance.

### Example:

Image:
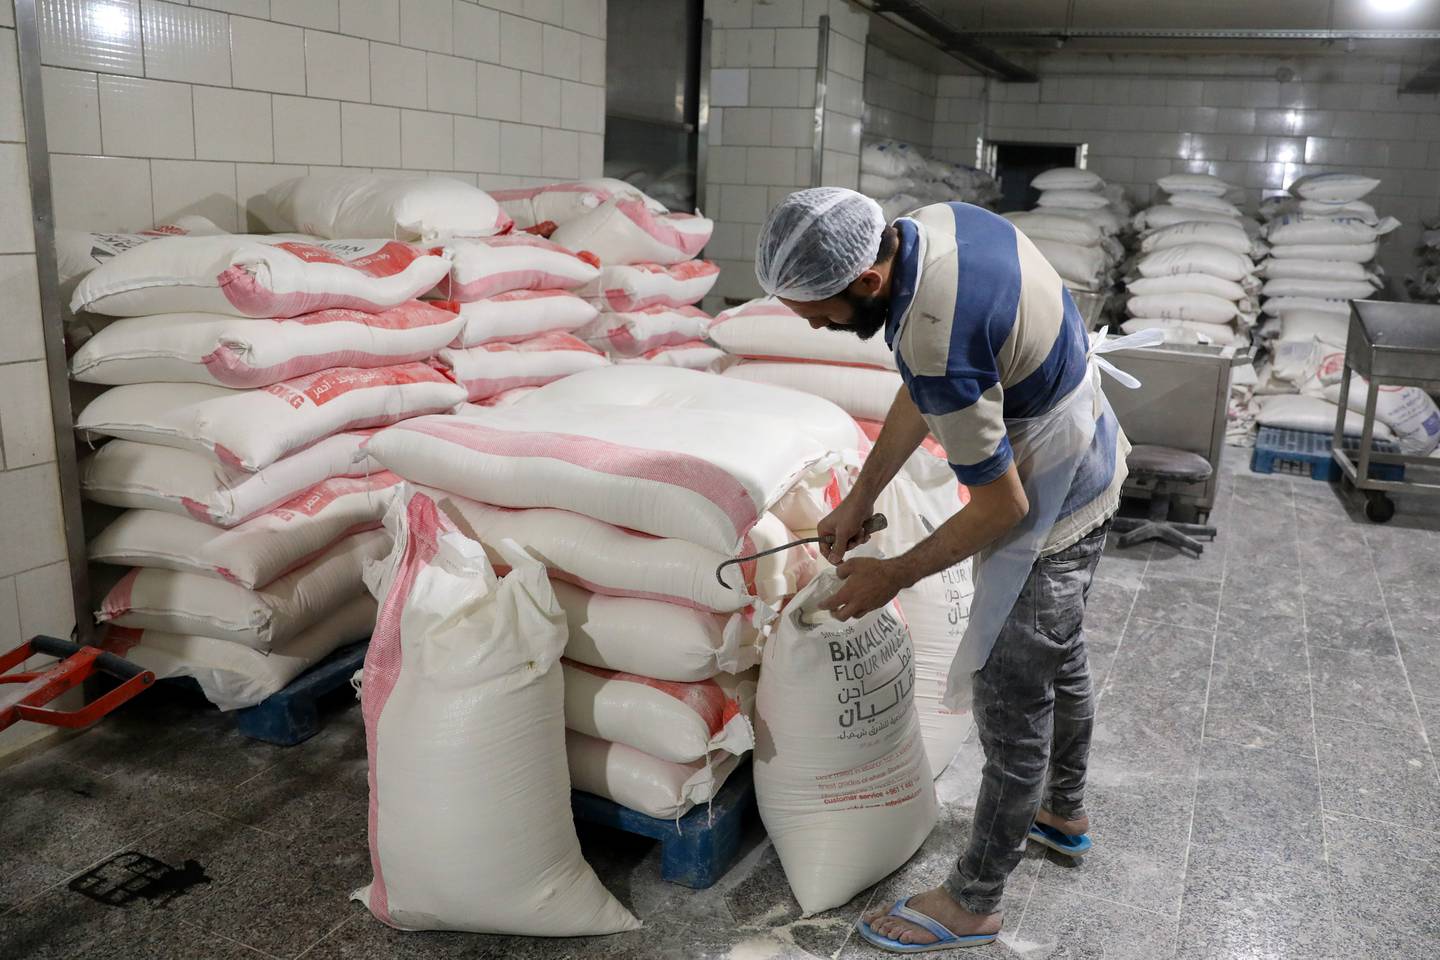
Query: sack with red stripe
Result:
<box><xmin>491</xmin><ymin>178</ymin><xmax>666</xmax><ymax>228</ymax></box>
<box><xmin>561</xmin><ymin>660</ymin><xmax>755</xmax><ymax>763</ymax></box>
<box><xmin>464</xmin><ymin>386</ymin><xmax>540</xmax><ymax>408</ymax></box>
<box><xmin>79</xmin><ymin>432</ymin><xmax>381</xmax><ymax>527</ymax></box>
<box><xmin>448</xmin><ymin>290</ymin><xmax>598</xmax><ymax>347</ymax></box>
<box><xmin>70</xmin><ymin>301</ymin><xmax>465</xmax><ymax>388</ymax></box>
<box><xmin>430</xmin><ymin>489</ymin><xmax>814</xmax><ymax>615</ymax></box>
<box><xmin>724</xmin><ymin>360</ymin><xmax>904</xmax><ymax>422</ymax></box>
<box><xmin>57</xmin><ymin>214</ymin><xmax>226</xmax><ymax>296</ymax></box>
<box><xmin>618</xmin><ymin>340</ymin><xmax>730</xmax><ymax>372</ymax></box>
<box><xmin>435</xmin><ymin>333</ymin><xmax>609</xmax><ymax>402</ymax></box>
<box><xmin>88</xmin><ymin>472</ymin><xmax>403</xmax><ymax>590</ymax></box>
<box><xmin>578</xmin><ymin>305</ymin><xmax>714</xmax><ymax>357</ymax></box>
<box><xmin>72</xmin><ymin>237</ymin><xmax>453</xmax><ymax>318</ymax></box>
<box><xmin>711</xmin><ymin>297</ymin><xmax>896</xmax><ymax>370</ymax></box>
<box><xmin>567</xmin><ymin>731</ymin><xmax>743</xmax><ymax>820</ymax></box>
<box><xmin>99</xmin><ymin>594</ymin><xmax>375</xmax><ymax>711</ymax></box>
<box><xmin>97</xmin><ymin>528</ymin><xmax>390</xmax><ymax>652</ymax></box>
<box><xmin>76</xmin><ymin>362</ymin><xmax>466</xmax><ymax>473</ymax></box>
<box><xmin>355</xmin><ymin>493</ymin><xmax>637</xmax><ymax>935</ymax></box>
<box><xmin>579</xmin><ymin>260</ymin><xmax>719</xmax><ymax>311</ymax></box>
<box><xmin>434</xmin><ymin>235</ymin><xmax>600</xmax><ymax>301</ymax></box>
<box><xmin>367</xmin><ymin>404</ymin><xmax>836</xmax><ymax>553</ymax></box>
<box><xmin>261</xmin><ymin>174</ymin><xmax>511</xmax><ymax>242</ymax></box>
<box><xmin>552</xmin><ymin>198</ymin><xmax>713</xmax><ymax>266</ymax></box>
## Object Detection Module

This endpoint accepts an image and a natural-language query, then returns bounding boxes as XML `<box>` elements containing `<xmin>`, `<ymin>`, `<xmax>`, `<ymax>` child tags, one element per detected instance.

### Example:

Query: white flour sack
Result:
<box><xmin>1259</xmin><ymin>258</ymin><xmax>1374</xmax><ymax>282</ymax></box>
<box><xmin>430</xmin><ymin>489</ymin><xmax>809</xmax><ymax>613</ymax></box>
<box><xmin>1003</xmin><ymin>211</ymin><xmax>1104</xmax><ymax>247</ymax></box>
<box><xmin>1132</xmin><ymin>206</ymin><xmax>1243</xmax><ymax>232</ymax></box>
<box><xmin>551</xmin><ymin>198</ymin><xmax>713</xmax><ymax>266</ymax></box>
<box><xmin>1043</xmin><ymin>205</ymin><xmax>1122</xmax><ymax>235</ymax></box>
<box><xmin>491</xmin><ymin>178</ymin><xmax>666</xmax><ymax>228</ymax></box>
<box><xmin>1257</xmin><ymin>394</ymin><xmax>1395</xmax><ymax>439</ymax></box>
<box><xmin>97</xmin><ymin>529</ymin><xmax>389</xmax><ymax>652</ymax></box>
<box><xmin>1265</xmin><ymin>214</ymin><xmax>1399</xmax><ymax>246</ymax></box>
<box><xmin>88</xmin><ymin>472</ymin><xmax>403</xmax><ymax>589</ymax></box>
<box><xmin>435</xmin><ymin>333</ymin><xmax>609</xmax><ymax>401</ymax></box>
<box><xmin>1126</xmin><ymin>273</ymin><xmax>1251</xmax><ymax>301</ymax></box>
<box><xmin>1135</xmin><ymin>243</ymin><xmax>1255</xmax><ymax>282</ymax></box>
<box><xmin>1298</xmin><ymin>198</ymin><xmax>1379</xmax><ymax>223</ymax></box>
<box><xmin>619</xmin><ymin>340</ymin><xmax>729</xmax><ymax>371</ymax></box>
<box><xmin>261</xmin><ymin>174</ymin><xmax>510</xmax><ymax>241</ymax></box>
<box><xmin>56</xmin><ymin>215</ymin><xmax>226</xmax><ymax>294</ymax></box>
<box><xmin>1121</xmin><ymin>317</ymin><xmax>1240</xmax><ymax>346</ymax></box>
<box><xmin>1282</xmin><ymin>310</ymin><xmax>1350</xmax><ymax>346</ymax></box>
<box><xmin>1030</xmin><ymin>167</ymin><xmax>1102</xmax><ymax>191</ymax></box>
<box><xmin>579</xmin><ymin>260</ymin><xmax>720</xmax><ymax>311</ymax></box>
<box><xmin>76</xmin><ymin>363</ymin><xmax>466</xmax><ymax>472</ymax></box>
<box><xmin>578</xmin><ymin>305</ymin><xmax>714</xmax><ymax>356</ymax></box>
<box><xmin>1156</xmin><ymin>172</ymin><xmax>1232</xmax><ymax>196</ymax></box>
<box><xmin>1127</xmin><ymin>292</ymin><xmax>1244</xmax><ymax>325</ymax></box>
<box><xmin>754</xmin><ymin>562</ymin><xmax>937</xmax><ymax>915</ymax></box>
<box><xmin>555</xmin><ymin>581</ymin><xmax>764</xmax><ymax>681</ymax></box>
<box><xmin>434</xmin><ymin>235</ymin><xmax>600</xmax><ymax>301</ymax></box>
<box><xmin>1261</xmin><ymin>296</ymin><xmax>1352</xmax><ymax>318</ymax></box>
<box><xmin>1261</xmin><ymin>277</ymin><xmax>1378</xmax><ymax>300</ymax></box>
<box><xmin>69</xmin><ymin>302</ymin><xmax>464</xmax><ymax>388</ymax></box>
<box><xmin>1139</xmin><ymin>220</ymin><xmax>1253</xmax><ymax>256</ymax></box>
<box><xmin>1267</xmin><ymin>241</ymin><xmax>1378</xmax><ymax>262</ymax></box>
<box><xmin>1166</xmin><ymin>192</ymin><xmax>1243</xmax><ymax>216</ymax></box>
<box><xmin>1031</xmin><ymin>239</ymin><xmax>1109</xmax><ymax>289</ymax></box>
<box><xmin>99</xmin><ymin>594</ymin><xmax>376</xmax><ymax>711</ymax></box>
<box><xmin>710</xmin><ymin>297</ymin><xmax>897</xmax><ymax>370</ymax></box>
<box><xmin>356</xmin><ymin>493</ymin><xmax>638</xmax><ymax>935</ymax></box>
<box><xmin>724</xmin><ymin>361</ymin><xmax>903</xmax><ymax>422</ymax></box>
<box><xmin>1312</xmin><ymin>352</ymin><xmax>1440</xmax><ymax>454</ymax></box>
<box><xmin>562</xmin><ymin>660</ymin><xmax>755</xmax><ymax>763</ymax></box>
<box><xmin>1035</xmin><ymin>189</ymin><xmax>1110</xmax><ymax>210</ymax></box>
<box><xmin>567</xmin><ymin>731</ymin><xmax>743</xmax><ymax>820</ymax></box>
<box><xmin>1292</xmin><ymin>172</ymin><xmax>1381</xmax><ymax>204</ymax></box>
<box><xmin>365</xmin><ymin>405</ymin><xmax>834</xmax><ymax>553</ymax></box>
<box><xmin>72</xmin><ymin>237</ymin><xmax>452</xmax><ymax>318</ymax></box>
<box><xmin>79</xmin><ymin>432</ymin><xmax>381</xmax><ymax>527</ymax></box>
<box><xmin>448</xmin><ymin>290</ymin><xmax>598</xmax><ymax>346</ymax></box>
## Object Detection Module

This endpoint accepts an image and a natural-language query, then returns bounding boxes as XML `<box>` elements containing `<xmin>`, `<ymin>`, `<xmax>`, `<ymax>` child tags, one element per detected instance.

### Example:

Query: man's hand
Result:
<box><xmin>820</xmin><ymin>557</ymin><xmax>905</xmax><ymax>621</ymax></box>
<box><xmin>816</xmin><ymin>494</ymin><xmax>877</xmax><ymax>564</ymax></box>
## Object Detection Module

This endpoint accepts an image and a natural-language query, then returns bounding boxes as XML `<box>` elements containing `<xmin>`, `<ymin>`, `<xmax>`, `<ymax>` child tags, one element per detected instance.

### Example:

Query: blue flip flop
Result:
<box><xmin>1028</xmin><ymin>822</ymin><xmax>1093</xmax><ymax>857</ymax></box>
<box><xmin>856</xmin><ymin>896</ymin><xmax>998</xmax><ymax>953</ymax></box>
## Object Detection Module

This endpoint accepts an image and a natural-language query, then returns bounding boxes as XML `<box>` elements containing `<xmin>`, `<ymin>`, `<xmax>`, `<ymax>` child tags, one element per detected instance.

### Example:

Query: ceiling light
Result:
<box><xmin>1370</xmin><ymin>0</ymin><xmax>1416</xmax><ymax>12</ymax></box>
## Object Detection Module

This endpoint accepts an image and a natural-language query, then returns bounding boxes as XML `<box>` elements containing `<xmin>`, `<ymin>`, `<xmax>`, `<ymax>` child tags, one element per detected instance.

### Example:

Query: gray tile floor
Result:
<box><xmin>3</xmin><ymin>458</ymin><xmax>1439</xmax><ymax>959</ymax></box>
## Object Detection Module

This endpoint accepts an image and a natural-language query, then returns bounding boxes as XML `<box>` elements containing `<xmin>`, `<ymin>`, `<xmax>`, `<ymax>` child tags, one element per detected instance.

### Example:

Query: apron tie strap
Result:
<box><xmin>1086</xmin><ymin>325</ymin><xmax>1164</xmax><ymax>390</ymax></box>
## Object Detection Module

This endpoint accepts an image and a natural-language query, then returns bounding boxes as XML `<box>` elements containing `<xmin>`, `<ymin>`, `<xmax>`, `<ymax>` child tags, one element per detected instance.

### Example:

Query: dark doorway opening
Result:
<box><xmin>990</xmin><ymin>142</ymin><xmax>1084</xmax><ymax>213</ymax></box>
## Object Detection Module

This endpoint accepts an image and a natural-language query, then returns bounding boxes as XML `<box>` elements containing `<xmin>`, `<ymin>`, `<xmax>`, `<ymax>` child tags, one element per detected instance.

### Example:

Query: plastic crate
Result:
<box><xmin>1251</xmin><ymin>427</ymin><xmax>1405</xmax><ymax>483</ymax></box>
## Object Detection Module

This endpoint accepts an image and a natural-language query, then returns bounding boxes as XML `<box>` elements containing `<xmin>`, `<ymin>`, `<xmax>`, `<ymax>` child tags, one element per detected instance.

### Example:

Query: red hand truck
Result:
<box><xmin>0</xmin><ymin>636</ymin><xmax>154</xmax><ymax>733</ymax></box>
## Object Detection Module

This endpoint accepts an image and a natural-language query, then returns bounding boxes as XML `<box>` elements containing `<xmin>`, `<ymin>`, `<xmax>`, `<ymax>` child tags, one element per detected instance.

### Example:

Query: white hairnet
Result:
<box><xmin>754</xmin><ymin>188</ymin><xmax>887</xmax><ymax>301</ymax></box>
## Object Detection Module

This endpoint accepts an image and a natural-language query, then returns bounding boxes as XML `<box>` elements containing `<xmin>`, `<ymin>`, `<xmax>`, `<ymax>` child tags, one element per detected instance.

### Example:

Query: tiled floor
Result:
<box><xmin>3</xmin><ymin>458</ymin><xmax>1439</xmax><ymax>959</ymax></box>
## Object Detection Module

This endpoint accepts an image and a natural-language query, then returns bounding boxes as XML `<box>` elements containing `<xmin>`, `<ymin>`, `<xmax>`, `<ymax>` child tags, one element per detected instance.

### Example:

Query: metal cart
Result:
<box><xmin>1331</xmin><ymin>300</ymin><xmax>1440</xmax><ymax>523</ymax></box>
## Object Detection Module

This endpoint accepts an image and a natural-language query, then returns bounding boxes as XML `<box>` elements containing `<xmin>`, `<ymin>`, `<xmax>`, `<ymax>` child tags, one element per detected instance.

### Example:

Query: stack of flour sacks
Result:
<box><xmin>492</xmin><ymin>179</ymin><xmax>728</xmax><ymax>375</ymax></box>
<box><xmin>860</xmin><ymin>138</ymin><xmax>1001</xmax><ymax>221</ymax></box>
<box><xmin>69</xmin><ymin>175</ymin><xmax>526</xmax><ymax>708</ymax></box>
<box><xmin>1123</xmin><ymin>172</ymin><xmax>1261</xmax><ymax>347</ymax></box>
<box><xmin>1006</xmin><ymin>167</ymin><xmax>1125</xmax><ymax>293</ymax></box>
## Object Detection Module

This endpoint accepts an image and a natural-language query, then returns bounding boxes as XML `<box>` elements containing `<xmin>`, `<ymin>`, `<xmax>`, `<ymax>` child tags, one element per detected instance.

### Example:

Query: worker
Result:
<box><xmin>754</xmin><ymin>188</ymin><xmax>1150</xmax><ymax>953</ymax></box>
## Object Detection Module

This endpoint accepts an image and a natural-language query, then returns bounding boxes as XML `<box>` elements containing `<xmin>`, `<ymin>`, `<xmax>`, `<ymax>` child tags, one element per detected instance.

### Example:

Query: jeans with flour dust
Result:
<box><xmin>943</xmin><ymin>520</ymin><xmax>1109</xmax><ymax>915</ymax></box>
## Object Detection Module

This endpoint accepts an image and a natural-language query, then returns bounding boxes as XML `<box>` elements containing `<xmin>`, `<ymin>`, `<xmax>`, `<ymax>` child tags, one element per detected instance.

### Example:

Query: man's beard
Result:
<box><xmin>830</xmin><ymin>290</ymin><xmax>888</xmax><ymax>340</ymax></box>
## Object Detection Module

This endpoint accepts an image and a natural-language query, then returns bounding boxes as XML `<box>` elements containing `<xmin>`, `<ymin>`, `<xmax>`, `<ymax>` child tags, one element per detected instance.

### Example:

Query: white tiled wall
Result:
<box><xmin>862</xmin><ymin>42</ymin><xmax>936</xmax><ymax>151</ymax></box>
<box><xmin>38</xmin><ymin>0</ymin><xmax>609</xmax><ymax>232</ymax></box>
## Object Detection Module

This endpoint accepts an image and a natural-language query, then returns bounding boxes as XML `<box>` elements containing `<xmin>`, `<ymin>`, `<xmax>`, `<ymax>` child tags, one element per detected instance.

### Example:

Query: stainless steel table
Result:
<box><xmin>1331</xmin><ymin>300</ymin><xmax>1440</xmax><ymax>522</ymax></box>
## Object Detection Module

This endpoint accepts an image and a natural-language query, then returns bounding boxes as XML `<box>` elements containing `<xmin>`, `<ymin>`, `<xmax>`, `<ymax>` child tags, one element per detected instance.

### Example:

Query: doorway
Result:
<box><xmin>986</xmin><ymin>141</ymin><xmax>1087</xmax><ymax>213</ymax></box>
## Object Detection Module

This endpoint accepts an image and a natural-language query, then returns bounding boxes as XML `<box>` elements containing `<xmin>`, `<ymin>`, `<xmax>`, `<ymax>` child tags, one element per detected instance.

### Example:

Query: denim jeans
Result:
<box><xmin>943</xmin><ymin>521</ymin><xmax>1109</xmax><ymax>915</ymax></box>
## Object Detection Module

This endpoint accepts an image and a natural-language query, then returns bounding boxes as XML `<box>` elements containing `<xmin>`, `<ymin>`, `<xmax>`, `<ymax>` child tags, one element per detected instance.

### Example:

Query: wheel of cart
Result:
<box><xmin>1364</xmin><ymin>491</ymin><xmax>1396</xmax><ymax>524</ymax></box>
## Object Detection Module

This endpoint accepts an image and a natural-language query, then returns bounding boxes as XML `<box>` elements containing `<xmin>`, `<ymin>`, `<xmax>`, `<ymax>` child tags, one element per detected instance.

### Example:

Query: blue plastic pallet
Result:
<box><xmin>572</xmin><ymin>762</ymin><xmax>756</xmax><ymax>889</ymax></box>
<box><xmin>230</xmin><ymin>639</ymin><xmax>370</xmax><ymax>745</ymax></box>
<box><xmin>1251</xmin><ymin>427</ymin><xmax>1405</xmax><ymax>483</ymax></box>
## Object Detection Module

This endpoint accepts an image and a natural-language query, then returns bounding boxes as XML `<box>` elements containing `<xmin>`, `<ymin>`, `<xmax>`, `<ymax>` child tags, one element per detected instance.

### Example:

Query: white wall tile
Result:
<box><xmin>708</xmin><ymin>0</ymin><xmax>751</xmax><ymax>29</ymax></box>
<box><xmin>41</xmin><ymin>67</ymin><xmax>100</xmax><ymax>155</ymax></box>
<box><xmin>540</xmin><ymin>126</ymin><xmax>577</xmax><ymax>178</ymax></box>
<box><xmin>97</xmin><ymin>75</ymin><xmax>192</xmax><ymax>159</ymax></box>
<box><xmin>770</xmin><ymin>107</ymin><xmax>810</xmax><ymax>148</ymax></box>
<box><xmin>305</xmin><ymin>29</ymin><xmax>370</xmax><ymax>101</ymax></box>
<box><xmin>0</xmin><ymin>26</ymin><xmax>22</xmax><ymax>143</ymax></box>
<box><xmin>0</xmin><ymin>575</ymin><xmax>17</xmax><ymax>653</ymax></box>
<box><xmin>0</xmin><ymin>464</ymin><xmax>67</xmax><ymax>578</ymax></box>
<box><xmin>498</xmin><ymin>119</ymin><xmax>539</xmax><ymax>174</ymax></box>
<box><xmin>743</xmin><ymin>29</ymin><xmax>774</xmax><ymax>68</ymax></box>
<box><xmin>719</xmin><ymin>183</ymin><xmax>768</xmax><ymax>223</ymax></box>
<box><xmin>577</xmin><ymin>130</ymin><xmax>602</xmax><ymax>176</ymax></box>
<box><xmin>230</xmin><ymin>16</ymin><xmax>306</xmax><ymax>95</ymax></box>
<box><xmin>774</xmin><ymin>27</ymin><xmax>816</xmax><ymax>68</ymax></box>
<box><xmin>710</xmin><ymin>68</ymin><xmax>748</xmax><ymax>108</ymax></box>
<box><xmin>236</xmin><ymin>161</ymin><xmax>307</xmax><ymax>229</ymax></box>
<box><xmin>400</xmin><ymin>0</ymin><xmax>451</xmax><ymax>54</ymax></box>
<box><xmin>273</xmin><ymin>0</ymin><xmax>340</xmax><ymax>31</ymax></box>
<box><xmin>454</xmin><ymin>1</ymin><xmax>499</xmax><ymax>63</ymax></box>
<box><xmin>562</xmin><ymin>0</ymin><xmax>604</xmax><ymax>38</ymax></box>
<box><xmin>194</xmin><ymin>0</ymin><xmax>268</xmax><ymax>15</ymax></box>
<box><xmin>745</xmin><ymin>146</ymin><xmax>798</xmax><ymax>186</ymax></box>
<box><xmin>0</xmin><ymin>256</ymin><xmax>44</xmax><ymax>364</ymax></box>
<box><xmin>39</xmin><ymin>0</ymin><xmax>144</xmax><ymax>76</ymax></box>
<box><xmin>523</xmin><ymin>0</ymin><xmax>563</xmax><ymax>26</ymax></box>
<box><xmin>427</xmin><ymin>52</ymin><xmax>477</xmax><ymax>114</ymax></box>
<box><xmin>15</xmin><ymin>561</ymin><xmax>74</xmax><ymax>641</ymax></box>
<box><xmin>49</xmin><ymin>153</ymin><xmax>151</xmax><ymax>230</ymax></box>
<box><xmin>754</xmin><ymin>0</ymin><xmax>802</xmax><ymax>28</ymax></box>
<box><xmin>0</xmin><ymin>361</ymin><xmax>53</xmax><ymax>468</ymax></box>
<box><xmin>498</xmin><ymin>12</ymin><xmax>540</xmax><ymax>72</ymax></box>
<box><xmin>273</xmin><ymin>95</ymin><xmax>342</xmax><ymax>165</ymax></box>
<box><xmin>707</xmin><ymin>144</ymin><xmax>746</xmax><ymax>185</ymax></box>
<box><xmin>194</xmin><ymin>86</ymin><xmax>272</xmax><ymax>161</ymax></box>
<box><xmin>579</xmin><ymin>35</ymin><xmax>604</xmax><ymax>86</ymax></box>
<box><xmin>520</xmin><ymin>70</ymin><xmax>559</xmax><ymax>127</ymax></box>
<box><xmin>723</xmin><ymin>107</ymin><xmax>772</xmax><ymax>146</ymax></box>
<box><xmin>400</xmin><ymin>108</ymin><xmax>451</xmax><ymax>168</ymax></box>
<box><xmin>341</xmin><ymin>0</ymin><xmax>399</xmax><ymax>42</ymax></box>
<box><xmin>453</xmin><ymin>115</ymin><xmax>498</xmax><ymax>172</ymax></box>
<box><xmin>540</xmin><ymin>24</ymin><xmax>580</xmax><ymax>82</ymax></box>
<box><xmin>141</xmin><ymin>0</ymin><xmax>231</xmax><ymax>86</ymax></box>
<box><xmin>341</xmin><ymin>101</ymin><xmax>400</xmax><ymax>166</ymax></box>
<box><xmin>150</xmin><ymin>158</ymin><xmax>239</xmax><ymax>230</ymax></box>
<box><xmin>476</xmin><ymin>61</ymin><xmax>522</xmax><ymax>121</ymax></box>
<box><xmin>370</xmin><ymin>41</ymin><xmax>427</xmax><ymax>108</ymax></box>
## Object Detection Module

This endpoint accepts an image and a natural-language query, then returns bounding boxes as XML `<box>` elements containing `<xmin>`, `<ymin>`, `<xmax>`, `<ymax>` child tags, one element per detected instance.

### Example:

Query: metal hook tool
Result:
<box><xmin>715</xmin><ymin>513</ymin><xmax>888</xmax><ymax>589</ymax></box>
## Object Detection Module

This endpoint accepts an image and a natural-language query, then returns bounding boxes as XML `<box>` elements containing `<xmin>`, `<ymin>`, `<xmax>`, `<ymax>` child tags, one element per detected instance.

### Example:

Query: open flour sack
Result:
<box><xmin>754</xmin><ymin>556</ymin><xmax>938</xmax><ymax>916</ymax></box>
<box><xmin>355</xmin><ymin>492</ymin><xmax>638</xmax><ymax>935</ymax></box>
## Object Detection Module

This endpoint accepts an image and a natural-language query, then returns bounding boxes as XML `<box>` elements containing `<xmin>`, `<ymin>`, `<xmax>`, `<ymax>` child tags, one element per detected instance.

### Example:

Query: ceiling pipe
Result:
<box><xmin>959</xmin><ymin>27</ymin><xmax>1440</xmax><ymax>41</ymax></box>
<box><xmin>862</xmin><ymin>0</ymin><xmax>1039</xmax><ymax>82</ymax></box>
